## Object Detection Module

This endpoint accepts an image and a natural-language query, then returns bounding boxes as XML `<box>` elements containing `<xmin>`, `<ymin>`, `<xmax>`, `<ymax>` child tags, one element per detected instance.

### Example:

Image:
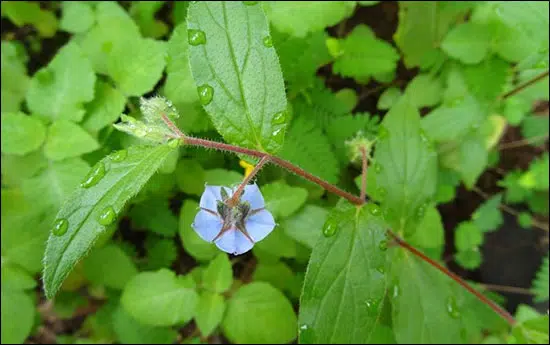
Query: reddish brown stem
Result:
<box><xmin>387</xmin><ymin>230</ymin><xmax>516</xmax><ymax>326</ymax></box>
<box><xmin>183</xmin><ymin>136</ymin><xmax>365</xmax><ymax>205</ymax></box>
<box><xmin>230</xmin><ymin>156</ymin><xmax>270</xmax><ymax>205</ymax></box>
<box><xmin>360</xmin><ymin>147</ymin><xmax>368</xmax><ymax>201</ymax></box>
<box><xmin>501</xmin><ymin>70</ymin><xmax>549</xmax><ymax>99</ymax></box>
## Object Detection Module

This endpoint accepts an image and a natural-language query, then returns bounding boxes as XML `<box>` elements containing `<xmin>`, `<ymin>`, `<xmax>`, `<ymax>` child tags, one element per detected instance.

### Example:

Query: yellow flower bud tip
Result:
<box><xmin>239</xmin><ymin>160</ymin><xmax>255</xmax><ymax>177</ymax></box>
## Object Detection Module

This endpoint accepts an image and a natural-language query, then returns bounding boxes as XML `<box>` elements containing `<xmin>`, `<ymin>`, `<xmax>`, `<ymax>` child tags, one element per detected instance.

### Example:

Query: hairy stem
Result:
<box><xmin>360</xmin><ymin>147</ymin><xmax>368</xmax><ymax>202</ymax></box>
<box><xmin>387</xmin><ymin>230</ymin><xmax>516</xmax><ymax>326</ymax></box>
<box><xmin>183</xmin><ymin>136</ymin><xmax>365</xmax><ymax>205</ymax></box>
<box><xmin>501</xmin><ymin>70</ymin><xmax>549</xmax><ymax>100</ymax></box>
<box><xmin>230</xmin><ymin>156</ymin><xmax>271</xmax><ymax>205</ymax></box>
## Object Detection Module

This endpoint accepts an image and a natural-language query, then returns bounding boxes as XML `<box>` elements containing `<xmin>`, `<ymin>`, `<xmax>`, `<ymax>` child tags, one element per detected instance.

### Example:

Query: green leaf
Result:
<box><xmin>272</xmin><ymin>29</ymin><xmax>331</xmax><ymax>95</ymax></box>
<box><xmin>458</xmin><ymin>132</ymin><xmax>488</xmax><ymax>189</ymax></box>
<box><xmin>378</xmin><ymin>87</ymin><xmax>402</xmax><ymax>110</ymax></box>
<box><xmin>121</xmin><ymin>268</ymin><xmax>199</xmax><ymax>327</ymax></box>
<box><xmin>333</xmin><ymin>25</ymin><xmax>399</xmax><ymax>81</ymax></box>
<box><xmin>1</xmin><ymin>1</ymin><xmax>57</xmax><ymax>37</ymax></box>
<box><xmin>82</xmin><ymin>243</ymin><xmax>138</xmax><ymax>290</ymax></box>
<box><xmin>261</xmin><ymin>181</ymin><xmax>308</xmax><ymax>219</ymax></box>
<box><xmin>175</xmin><ymin>159</ymin><xmax>205</xmax><ymax>196</ymax></box>
<box><xmin>299</xmin><ymin>200</ymin><xmax>390</xmax><ymax>344</ymax></box>
<box><xmin>254</xmin><ymin>226</ymin><xmax>297</xmax><ymax>259</ymax></box>
<box><xmin>179</xmin><ymin>200</ymin><xmax>219</xmax><ymax>262</ymax></box>
<box><xmin>472</xmin><ymin>194</ymin><xmax>503</xmax><ymax>232</ymax></box>
<box><xmin>113</xmin><ymin>306</ymin><xmax>178</xmax><ymax>344</ymax></box>
<box><xmin>518</xmin><ymin>212</ymin><xmax>533</xmax><ymax>229</ymax></box>
<box><xmin>407</xmin><ymin>206</ymin><xmax>444</xmax><ymax>260</ymax></box>
<box><xmin>532</xmin><ymin>254</ymin><xmax>549</xmax><ymax>302</ymax></box>
<box><xmin>130</xmin><ymin>197</ymin><xmax>179</xmax><ymax>237</ymax></box>
<box><xmin>463</xmin><ymin>56</ymin><xmax>510</xmax><ymax>104</ymax></box>
<box><xmin>264</xmin><ymin>1</ymin><xmax>356</xmax><ymax>37</ymax></box>
<box><xmin>187</xmin><ymin>1</ymin><xmax>288</xmax><ymax>154</ymax></box>
<box><xmin>43</xmin><ymin>143</ymin><xmax>177</xmax><ymax>299</ymax></box>
<box><xmin>202</xmin><ymin>253</ymin><xmax>233</xmax><ymax>293</ymax></box>
<box><xmin>204</xmin><ymin>169</ymin><xmax>243</xmax><ymax>186</ymax></box>
<box><xmin>130</xmin><ymin>1</ymin><xmax>168</xmax><ymax>39</ymax></box>
<box><xmin>390</xmin><ymin>250</ymin><xmax>465</xmax><ymax>343</ymax></box>
<box><xmin>1</xmin><ymin>112</ymin><xmax>46</xmax><ymax>155</ymax></box>
<box><xmin>282</xmin><ymin>205</ymin><xmax>328</xmax><ymax>248</ymax></box>
<box><xmin>252</xmin><ymin>261</ymin><xmax>295</xmax><ymax>292</ymax></box>
<box><xmin>511</xmin><ymin>315</ymin><xmax>549</xmax><ymax>344</ymax></box>
<box><xmin>521</xmin><ymin>115</ymin><xmax>550</xmax><ymax>146</ymax></box>
<box><xmin>26</xmin><ymin>41</ymin><xmax>96</xmax><ymax>122</ymax></box>
<box><xmin>442</xmin><ymin>22</ymin><xmax>491</xmax><ymax>64</ymax></box>
<box><xmin>498</xmin><ymin>170</ymin><xmax>530</xmax><ymax>204</ymax></box>
<box><xmin>373</xmin><ymin>94</ymin><xmax>438</xmax><ymax>235</ymax></box>
<box><xmin>144</xmin><ymin>237</ymin><xmax>178</xmax><ymax>270</ymax></box>
<box><xmin>404</xmin><ymin>74</ymin><xmax>442</xmax><ymax>108</ymax></box>
<box><xmin>1</xmin><ymin>41</ymin><xmax>29</xmax><ymax>112</ymax></box>
<box><xmin>1</xmin><ymin>287</ymin><xmax>35</xmax><ymax>344</ymax></box>
<box><xmin>222</xmin><ymin>282</ymin><xmax>297</xmax><ymax>344</ymax></box>
<box><xmin>108</xmin><ymin>38</ymin><xmax>167</xmax><ymax>97</ymax></box>
<box><xmin>281</xmin><ymin>115</ymin><xmax>340</xmax><ymax>184</ymax></box>
<box><xmin>454</xmin><ymin>221</ymin><xmax>483</xmax><ymax>251</ymax></box>
<box><xmin>503</xmin><ymin>97</ymin><xmax>531</xmax><ymax>126</ymax></box>
<box><xmin>394</xmin><ymin>1</ymin><xmax>471</xmax><ymax>69</ymax></box>
<box><xmin>44</xmin><ymin>120</ymin><xmax>100</xmax><ymax>161</ymax></box>
<box><xmin>60</xmin><ymin>1</ymin><xmax>95</xmax><ymax>34</ymax></box>
<box><xmin>520</xmin><ymin>153</ymin><xmax>549</xmax><ymax>191</ymax></box>
<box><xmin>455</xmin><ymin>248</ymin><xmax>483</xmax><ymax>270</ymax></box>
<box><xmin>1</xmin><ymin>262</ymin><xmax>37</xmax><ymax>291</ymax></box>
<box><xmin>82</xmin><ymin>80</ymin><xmax>127</xmax><ymax>133</ymax></box>
<box><xmin>195</xmin><ymin>291</ymin><xmax>226</xmax><ymax>337</ymax></box>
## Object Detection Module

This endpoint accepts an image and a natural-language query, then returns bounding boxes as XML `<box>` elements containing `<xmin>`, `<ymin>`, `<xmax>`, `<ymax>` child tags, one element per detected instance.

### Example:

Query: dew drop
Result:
<box><xmin>80</xmin><ymin>162</ymin><xmax>106</xmax><ymax>188</ymax></box>
<box><xmin>97</xmin><ymin>206</ymin><xmax>116</xmax><ymax>226</ymax></box>
<box><xmin>110</xmin><ymin>149</ymin><xmax>127</xmax><ymax>162</ymax></box>
<box><xmin>243</xmin><ymin>1</ymin><xmax>258</xmax><ymax>5</ymax></box>
<box><xmin>374</xmin><ymin>162</ymin><xmax>383</xmax><ymax>173</ymax></box>
<box><xmin>188</xmin><ymin>29</ymin><xmax>206</xmax><ymax>46</ymax></box>
<box><xmin>392</xmin><ymin>284</ymin><xmax>400</xmax><ymax>299</ymax></box>
<box><xmin>416</xmin><ymin>204</ymin><xmax>426</xmax><ymax>219</ymax></box>
<box><xmin>263</xmin><ymin>36</ymin><xmax>273</xmax><ymax>48</ymax></box>
<box><xmin>197</xmin><ymin>85</ymin><xmax>214</xmax><ymax>106</ymax></box>
<box><xmin>419</xmin><ymin>129</ymin><xmax>429</xmax><ymax>143</ymax></box>
<box><xmin>52</xmin><ymin>218</ymin><xmax>68</xmax><ymax>236</ymax></box>
<box><xmin>378</xmin><ymin>239</ymin><xmax>388</xmax><ymax>251</ymax></box>
<box><xmin>299</xmin><ymin>324</ymin><xmax>315</xmax><ymax>343</ymax></box>
<box><xmin>272</xmin><ymin>127</ymin><xmax>285</xmax><ymax>143</ymax></box>
<box><xmin>378</xmin><ymin>126</ymin><xmax>389</xmax><ymax>139</ymax></box>
<box><xmin>365</xmin><ymin>299</ymin><xmax>379</xmax><ymax>315</ymax></box>
<box><xmin>272</xmin><ymin>111</ymin><xmax>286</xmax><ymax>125</ymax></box>
<box><xmin>446</xmin><ymin>296</ymin><xmax>461</xmax><ymax>319</ymax></box>
<box><xmin>367</xmin><ymin>203</ymin><xmax>382</xmax><ymax>216</ymax></box>
<box><xmin>168</xmin><ymin>139</ymin><xmax>180</xmax><ymax>148</ymax></box>
<box><xmin>322</xmin><ymin>218</ymin><xmax>338</xmax><ymax>237</ymax></box>
<box><xmin>376</xmin><ymin>265</ymin><xmax>385</xmax><ymax>274</ymax></box>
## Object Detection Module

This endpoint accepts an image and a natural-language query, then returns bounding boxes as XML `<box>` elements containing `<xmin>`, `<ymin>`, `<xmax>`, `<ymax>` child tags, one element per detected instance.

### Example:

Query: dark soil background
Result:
<box><xmin>2</xmin><ymin>1</ymin><xmax>548</xmax><ymax>343</ymax></box>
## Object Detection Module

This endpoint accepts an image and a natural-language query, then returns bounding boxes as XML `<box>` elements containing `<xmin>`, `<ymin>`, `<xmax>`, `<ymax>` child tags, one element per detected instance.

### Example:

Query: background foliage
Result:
<box><xmin>1</xmin><ymin>1</ymin><xmax>548</xmax><ymax>344</ymax></box>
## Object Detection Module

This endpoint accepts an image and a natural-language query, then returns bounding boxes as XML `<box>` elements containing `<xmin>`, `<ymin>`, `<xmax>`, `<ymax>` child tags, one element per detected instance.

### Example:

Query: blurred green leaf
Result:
<box><xmin>60</xmin><ymin>1</ymin><xmax>95</xmax><ymax>34</ymax></box>
<box><xmin>202</xmin><ymin>253</ymin><xmax>233</xmax><ymax>294</ymax></box>
<box><xmin>1</xmin><ymin>41</ymin><xmax>29</xmax><ymax>112</ymax></box>
<box><xmin>472</xmin><ymin>194</ymin><xmax>503</xmax><ymax>233</ymax></box>
<box><xmin>195</xmin><ymin>291</ymin><xmax>226</xmax><ymax>337</ymax></box>
<box><xmin>113</xmin><ymin>306</ymin><xmax>178</xmax><ymax>344</ymax></box>
<box><xmin>1</xmin><ymin>1</ymin><xmax>57</xmax><ymax>37</ymax></box>
<box><xmin>1</xmin><ymin>112</ymin><xmax>46</xmax><ymax>155</ymax></box>
<box><xmin>83</xmin><ymin>243</ymin><xmax>138</xmax><ymax>290</ymax></box>
<box><xmin>282</xmin><ymin>204</ymin><xmax>327</xmax><ymax>248</ymax></box>
<box><xmin>0</xmin><ymin>287</ymin><xmax>35</xmax><ymax>344</ymax></box>
<box><xmin>262</xmin><ymin>181</ymin><xmax>308</xmax><ymax>219</ymax></box>
<box><xmin>44</xmin><ymin>120</ymin><xmax>100</xmax><ymax>161</ymax></box>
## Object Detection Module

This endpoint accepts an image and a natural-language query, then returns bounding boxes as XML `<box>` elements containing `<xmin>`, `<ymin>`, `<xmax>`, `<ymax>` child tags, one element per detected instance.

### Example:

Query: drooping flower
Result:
<box><xmin>192</xmin><ymin>183</ymin><xmax>276</xmax><ymax>255</ymax></box>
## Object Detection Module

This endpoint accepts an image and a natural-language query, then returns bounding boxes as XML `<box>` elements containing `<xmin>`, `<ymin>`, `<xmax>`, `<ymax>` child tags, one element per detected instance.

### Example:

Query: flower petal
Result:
<box><xmin>246</xmin><ymin>209</ymin><xmax>276</xmax><ymax>242</ymax></box>
<box><xmin>200</xmin><ymin>185</ymin><xmax>223</xmax><ymax>210</ymax></box>
<box><xmin>192</xmin><ymin>209</ymin><xmax>222</xmax><ymax>242</ymax></box>
<box><xmin>214</xmin><ymin>228</ymin><xmax>254</xmax><ymax>255</ymax></box>
<box><xmin>241</xmin><ymin>183</ymin><xmax>265</xmax><ymax>209</ymax></box>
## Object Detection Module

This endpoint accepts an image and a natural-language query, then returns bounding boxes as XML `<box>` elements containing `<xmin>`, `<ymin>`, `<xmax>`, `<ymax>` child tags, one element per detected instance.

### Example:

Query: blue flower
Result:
<box><xmin>192</xmin><ymin>183</ymin><xmax>276</xmax><ymax>255</ymax></box>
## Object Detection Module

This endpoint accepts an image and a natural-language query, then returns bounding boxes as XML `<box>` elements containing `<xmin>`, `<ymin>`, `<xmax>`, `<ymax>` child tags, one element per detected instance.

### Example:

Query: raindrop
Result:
<box><xmin>263</xmin><ymin>36</ymin><xmax>273</xmax><ymax>48</ymax></box>
<box><xmin>378</xmin><ymin>126</ymin><xmax>389</xmax><ymax>140</ymax></box>
<box><xmin>419</xmin><ymin>129</ymin><xmax>429</xmax><ymax>143</ymax></box>
<box><xmin>378</xmin><ymin>239</ymin><xmax>388</xmax><ymax>251</ymax></box>
<box><xmin>197</xmin><ymin>85</ymin><xmax>214</xmax><ymax>105</ymax></box>
<box><xmin>365</xmin><ymin>299</ymin><xmax>379</xmax><ymax>315</ymax></box>
<box><xmin>272</xmin><ymin>127</ymin><xmax>285</xmax><ymax>143</ymax></box>
<box><xmin>446</xmin><ymin>296</ymin><xmax>461</xmax><ymax>319</ymax></box>
<box><xmin>299</xmin><ymin>324</ymin><xmax>315</xmax><ymax>343</ymax></box>
<box><xmin>367</xmin><ymin>203</ymin><xmax>382</xmax><ymax>216</ymax></box>
<box><xmin>80</xmin><ymin>162</ymin><xmax>106</xmax><ymax>188</ymax></box>
<box><xmin>376</xmin><ymin>266</ymin><xmax>385</xmax><ymax>274</ymax></box>
<box><xmin>416</xmin><ymin>204</ymin><xmax>427</xmax><ymax>219</ymax></box>
<box><xmin>52</xmin><ymin>218</ymin><xmax>68</xmax><ymax>236</ymax></box>
<box><xmin>97</xmin><ymin>206</ymin><xmax>116</xmax><ymax>226</ymax></box>
<box><xmin>272</xmin><ymin>111</ymin><xmax>286</xmax><ymax>125</ymax></box>
<box><xmin>188</xmin><ymin>29</ymin><xmax>206</xmax><ymax>46</ymax></box>
<box><xmin>110</xmin><ymin>149</ymin><xmax>127</xmax><ymax>162</ymax></box>
<box><xmin>322</xmin><ymin>218</ymin><xmax>338</xmax><ymax>237</ymax></box>
<box><xmin>392</xmin><ymin>284</ymin><xmax>400</xmax><ymax>299</ymax></box>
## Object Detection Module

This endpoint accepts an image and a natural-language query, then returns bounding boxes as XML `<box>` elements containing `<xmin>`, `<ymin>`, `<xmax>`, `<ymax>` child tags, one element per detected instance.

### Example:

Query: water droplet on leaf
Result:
<box><xmin>272</xmin><ymin>111</ymin><xmax>286</xmax><ymax>125</ymax></box>
<box><xmin>365</xmin><ymin>299</ymin><xmax>379</xmax><ymax>315</ymax></box>
<box><xmin>81</xmin><ymin>162</ymin><xmax>106</xmax><ymax>188</ymax></box>
<box><xmin>299</xmin><ymin>324</ymin><xmax>315</xmax><ymax>343</ymax></box>
<box><xmin>197</xmin><ymin>85</ymin><xmax>214</xmax><ymax>105</ymax></box>
<box><xmin>188</xmin><ymin>29</ymin><xmax>206</xmax><ymax>46</ymax></box>
<box><xmin>378</xmin><ymin>126</ymin><xmax>389</xmax><ymax>139</ymax></box>
<box><xmin>367</xmin><ymin>203</ymin><xmax>382</xmax><ymax>216</ymax></box>
<box><xmin>419</xmin><ymin>129</ymin><xmax>429</xmax><ymax>143</ymax></box>
<box><xmin>168</xmin><ymin>139</ymin><xmax>180</xmax><ymax>148</ymax></box>
<box><xmin>110</xmin><ymin>149</ymin><xmax>127</xmax><ymax>162</ymax></box>
<box><xmin>392</xmin><ymin>284</ymin><xmax>400</xmax><ymax>299</ymax></box>
<box><xmin>263</xmin><ymin>36</ymin><xmax>273</xmax><ymax>48</ymax></box>
<box><xmin>416</xmin><ymin>204</ymin><xmax>426</xmax><ymax>219</ymax></box>
<box><xmin>52</xmin><ymin>218</ymin><xmax>68</xmax><ymax>236</ymax></box>
<box><xmin>97</xmin><ymin>206</ymin><xmax>116</xmax><ymax>226</ymax></box>
<box><xmin>376</xmin><ymin>266</ymin><xmax>385</xmax><ymax>274</ymax></box>
<box><xmin>378</xmin><ymin>240</ymin><xmax>388</xmax><ymax>251</ymax></box>
<box><xmin>446</xmin><ymin>296</ymin><xmax>461</xmax><ymax>319</ymax></box>
<box><xmin>322</xmin><ymin>218</ymin><xmax>338</xmax><ymax>237</ymax></box>
<box><xmin>272</xmin><ymin>127</ymin><xmax>285</xmax><ymax>143</ymax></box>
